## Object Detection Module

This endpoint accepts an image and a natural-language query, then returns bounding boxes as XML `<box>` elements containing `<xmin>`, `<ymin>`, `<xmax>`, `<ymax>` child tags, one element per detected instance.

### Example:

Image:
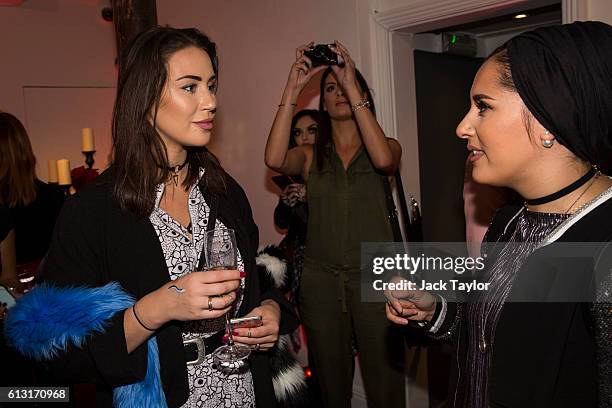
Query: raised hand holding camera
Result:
<box><xmin>327</xmin><ymin>41</ymin><xmax>362</xmax><ymax>103</ymax></box>
<box><xmin>281</xmin><ymin>42</ymin><xmax>327</xmax><ymax>101</ymax></box>
<box><xmin>303</xmin><ymin>43</ymin><xmax>338</xmax><ymax>67</ymax></box>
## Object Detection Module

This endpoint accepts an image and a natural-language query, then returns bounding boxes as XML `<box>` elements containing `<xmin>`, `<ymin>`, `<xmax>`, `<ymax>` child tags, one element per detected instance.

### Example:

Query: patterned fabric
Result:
<box><xmin>149</xmin><ymin>170</ymin><xmax>255</xmax><ymax>408</ymax></box>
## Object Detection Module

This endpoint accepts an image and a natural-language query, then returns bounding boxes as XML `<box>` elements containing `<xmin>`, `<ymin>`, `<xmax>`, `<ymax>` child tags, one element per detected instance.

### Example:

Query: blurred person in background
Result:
<box><xmin>273</xmin><ymin>109</ymin><xmax>319</xmax><ymax>298</ymax></box>
<box><xmin>0</xmin><ymin>111</ymin><xmax>63</xmax><ymax>292</ymax></box>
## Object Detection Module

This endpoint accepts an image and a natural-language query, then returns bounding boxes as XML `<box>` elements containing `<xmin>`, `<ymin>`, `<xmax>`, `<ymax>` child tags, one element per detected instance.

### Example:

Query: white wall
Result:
<box><xmin>0</xmin><ymin>0</ymin><xmax>366</xmax><ymax>246</ymax></box>
<box><xmin>586</xmin><ymin>0</ymin><xmax>612</xmax><ymax>23</ymax></box>
<box><xmin>0</xmin><ymin>0</ymin><xmax>116</xmax><ymax>179</ymax></box>
<box><xmin>4</xmin><ymin>0</ymin><xmax>611</xmax><ymax>247</ymax></box>
<box><xmin>157</xmin><ymin>0</ymin><xmax>363</xmax><ymax>246</ymax></box>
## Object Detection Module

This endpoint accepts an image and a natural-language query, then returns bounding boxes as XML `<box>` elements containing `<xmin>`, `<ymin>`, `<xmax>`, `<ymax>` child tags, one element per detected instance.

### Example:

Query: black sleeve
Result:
<box><xmin>258</xmin><ymin>267</ymin><xmax>300</xmax><ymax>335</ymax></box>
<box><xmin>0</xmin><ymin>205</ymin><xmax>13</xmax><ymax>242</ymax></box>
<box><xmin>41</xmin><ymin>195</ymin><xmax>148</xmax><ymax>388</ymax></box>
<box><xmin>273</xmin><ymin>198</ymin><xmax>291</xmax><ymax>231</ymax></box>
<box><xmin>426</xmin><ymin>300</ymin><xmax>462</xmax><ymax>343</ymax></box>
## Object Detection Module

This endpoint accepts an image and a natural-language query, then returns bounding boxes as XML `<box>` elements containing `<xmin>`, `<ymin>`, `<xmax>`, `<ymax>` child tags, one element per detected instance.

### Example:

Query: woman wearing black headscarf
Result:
<box><xmin>386</xmin><ymin>22</ymin><xmax>612</xmax><ymax>407</ymax></box>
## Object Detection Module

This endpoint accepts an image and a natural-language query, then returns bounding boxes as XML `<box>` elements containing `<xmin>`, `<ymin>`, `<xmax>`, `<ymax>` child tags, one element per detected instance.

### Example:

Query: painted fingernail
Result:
<box><xmin>232</xmin><ymin>330</ymin><xmax>240</xmax><ymax>336</ymax></box>
<box><xmin>240</xmin><ymin>272</ymin><xmax>247</xmax><ymax>278</ymax></box>
<box><xmin>222</xmin><ymin>334</ymin><xmax>229</xmax><ymax>343</ymax></box>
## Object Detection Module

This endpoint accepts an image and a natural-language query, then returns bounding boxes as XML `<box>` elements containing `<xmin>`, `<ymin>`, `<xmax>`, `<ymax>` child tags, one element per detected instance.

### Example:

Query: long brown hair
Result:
<box><xmin>112</xmin><ymin>26</ymin><xmax>226</xmax><ymax>217</ymax></box>
<box><xmin>0</xmin><ymin>112</ymin><xmax>37</xmax><ymax>206</ymax></box>
<box><xmin>315</xmin><ymin>67</ymin><xmax>376</xmax><ymax>171</ymax></box>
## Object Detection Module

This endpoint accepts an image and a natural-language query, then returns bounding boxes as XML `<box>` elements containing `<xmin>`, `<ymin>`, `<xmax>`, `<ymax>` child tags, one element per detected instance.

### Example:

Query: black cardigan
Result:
<box><xmin>40</xmin><ymin>169</ymin><xmax>298</xmax><ymax>407</ymax></box>
<box><xmin>437</xmin><ymin>199</ymin><xmax>612</xmax><ymax>408</ymax></box>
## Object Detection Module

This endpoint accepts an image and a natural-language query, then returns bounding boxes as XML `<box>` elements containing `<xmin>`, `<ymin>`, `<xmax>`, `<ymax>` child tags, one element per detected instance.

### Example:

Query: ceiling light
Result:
<box><xmin>514</xmin><ymin>14</ymin><xmax>528</xmax><ymax>19</ymax></box>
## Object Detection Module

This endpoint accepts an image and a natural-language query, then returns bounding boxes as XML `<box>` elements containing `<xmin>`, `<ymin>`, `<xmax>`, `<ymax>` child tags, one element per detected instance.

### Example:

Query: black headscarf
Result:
<box><xmin>507</xmin><ymin>21</ymin><xmax>612</xmax><ymax>172</ymax></box>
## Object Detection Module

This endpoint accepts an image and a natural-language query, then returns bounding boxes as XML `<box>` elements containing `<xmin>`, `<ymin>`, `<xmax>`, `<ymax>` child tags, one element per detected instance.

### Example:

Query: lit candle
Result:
<box><xmin>48</xmin><ymin>159</ymin><xmax>58</xmax><ymax>183</ymax></box>
<box><xmin>57</xmin><ymin>159</ymin><xmax>72</xmax><ymax>185</ymax></box>
<box><xmin>81</xmin><ymin>128</ymin><xmax>95</xmax><ymax>152</ymax></box>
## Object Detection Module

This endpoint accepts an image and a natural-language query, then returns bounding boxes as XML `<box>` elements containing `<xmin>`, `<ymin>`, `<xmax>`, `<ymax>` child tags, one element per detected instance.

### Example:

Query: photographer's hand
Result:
<box><xmin>328</xmin><ymin>41</ymin><xmax>361</xmax><ymax>102</ymax></box>
<box><xmin>327</xmin><ymin>40</ymin><xmax>401</xmax><ymax>175</ymax></box>
<box><xmin>266</xmin><ymin>42</ymin><xmax>325</xmax><ymax>176</ymax></box>
<box><xmin>282</xmin><ymin>43</ymin><xmax>326</xmax><ymax>101</ymax></box>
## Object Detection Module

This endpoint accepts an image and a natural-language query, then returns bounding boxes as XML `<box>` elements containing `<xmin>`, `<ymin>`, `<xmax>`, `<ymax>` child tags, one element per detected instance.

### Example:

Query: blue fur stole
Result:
<box><xmin>3</xmin><ymin>282</ymin><xmax>167</xmax><ymax>408</ymax></box>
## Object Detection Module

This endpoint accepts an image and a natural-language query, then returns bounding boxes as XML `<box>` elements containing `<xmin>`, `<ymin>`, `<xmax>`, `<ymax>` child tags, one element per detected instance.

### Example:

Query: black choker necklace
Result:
<box><xmin>524</xmin><ymin>166</ymin><xmax>597</xmax><ymax>206</ymax></box>
<box><xmin>166</xmin><ymin>158</ymin><xmax>188</xmax><ymax>187</ymax></box>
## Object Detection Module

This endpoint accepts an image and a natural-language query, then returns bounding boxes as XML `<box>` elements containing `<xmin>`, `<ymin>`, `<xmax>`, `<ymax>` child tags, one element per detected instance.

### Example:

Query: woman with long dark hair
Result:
<box><xmin>265</xmin><ymin>41</ymin><xmax>404</xmax><ymax>408</ymax></box>
<box><xmin>6</xmin><ymin>27</ymin><xmax>298</xmax><ymax>408</ymax></box>
<box><xmin>0</xmin><ymin>112</ymin><xmax>63</xmax><ymax>292</ymax></box>
<box><xmin>273</xmin><ymin>109</ymin><xmax>319</xmax><ymax>296</ymax></box>
<box><xmin>386</xmin><ymin>22</ymin><xmax>612</xmax><ymax>407</ymax></box>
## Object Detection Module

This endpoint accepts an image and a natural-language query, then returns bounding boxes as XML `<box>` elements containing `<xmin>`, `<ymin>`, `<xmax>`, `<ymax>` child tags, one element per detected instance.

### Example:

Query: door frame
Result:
<box><xmin>366</xmin><ymin>0</ymin><xmax>586</xmax><ymax>203</ymax></box>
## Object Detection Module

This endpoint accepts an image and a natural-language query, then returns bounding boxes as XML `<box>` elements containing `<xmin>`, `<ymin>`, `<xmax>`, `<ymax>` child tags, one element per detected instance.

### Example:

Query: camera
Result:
<box><xmin>304</xmin><ymin>44</ymin><xmax>338</xmax><ymax>67</ymax></box>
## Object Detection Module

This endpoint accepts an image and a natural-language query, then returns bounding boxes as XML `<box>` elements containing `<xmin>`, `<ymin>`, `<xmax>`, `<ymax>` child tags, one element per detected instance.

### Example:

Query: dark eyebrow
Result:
<box><xmin>176</xmin><ymin>75</ymin><xmax>202</xmax><ymax>81</ymax></box>
<box><xmin>472</xmin><ymin>94</ymin><xmax>496</xmax><ymax>102</ymax></box>
<box><xmin>207</xmin><ymin>75</ymin><xmax>217</xmax><ymax>83</ymax></box>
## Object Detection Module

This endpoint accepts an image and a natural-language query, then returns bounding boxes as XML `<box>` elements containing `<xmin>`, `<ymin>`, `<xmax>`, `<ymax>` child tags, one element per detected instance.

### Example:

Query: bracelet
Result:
<box><xmin>132</xmin><ymin>303</ymin><xmax>155</xmax><ymax>331</ymax></box>
<box><xmin>351</xmin><ymin>99</ymin><xmax>371</xmax><ymax>112</ymax></box>
<box><xmin>278</xmin><ymin>103</ymin><xmax>297</xmax><ymax>108</ymax></box>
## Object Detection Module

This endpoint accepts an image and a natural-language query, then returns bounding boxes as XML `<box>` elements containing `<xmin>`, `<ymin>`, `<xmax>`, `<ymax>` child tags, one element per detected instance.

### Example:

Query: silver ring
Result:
<box><xmin>254</xmin><ymin>343</ymin><xmax>260</xmax><ymax>352</ymax></box>
<box><xmin>208</xmin><ymin>297</ymin><xmax>214</xmax><ymax>312</ymax></box>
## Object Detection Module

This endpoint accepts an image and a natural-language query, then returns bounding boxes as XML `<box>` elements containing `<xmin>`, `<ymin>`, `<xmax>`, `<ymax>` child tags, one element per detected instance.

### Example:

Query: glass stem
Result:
<box><xmin>225</xmin><ymin>314</ymin><xmax>235</xmax><ymax>346</ymax></box>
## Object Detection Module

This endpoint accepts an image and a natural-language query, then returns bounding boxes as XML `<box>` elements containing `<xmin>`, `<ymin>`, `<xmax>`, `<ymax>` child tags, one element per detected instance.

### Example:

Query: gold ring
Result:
<box><xmin>208</xmin><ymin>297</ymin><xmax>213</xmax><ymax>312</ymax></box>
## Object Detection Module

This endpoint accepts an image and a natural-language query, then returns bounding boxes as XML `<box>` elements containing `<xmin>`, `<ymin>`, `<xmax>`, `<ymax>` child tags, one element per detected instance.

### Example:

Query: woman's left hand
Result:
<box><xmin>295</xmin><ymin>184</ymin><xmax>307</xmax><ymax>202</ymax></box>
<box><xmin>231</xmin><ymin>299</ymin><xmax>281</xmax><ymax>352</ymax></box>
<box><xmin>329</xmin><ymin>41</ymin><xmax>360</xmax><ymax>100</ymax></box>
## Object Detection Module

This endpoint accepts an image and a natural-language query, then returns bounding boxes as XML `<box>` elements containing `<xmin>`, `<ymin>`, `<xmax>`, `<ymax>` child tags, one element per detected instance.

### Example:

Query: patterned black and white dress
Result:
<box><xmin>149</xmin><ymin>170</ymin><xmax>256</xmax><ymax>408</ymax></box>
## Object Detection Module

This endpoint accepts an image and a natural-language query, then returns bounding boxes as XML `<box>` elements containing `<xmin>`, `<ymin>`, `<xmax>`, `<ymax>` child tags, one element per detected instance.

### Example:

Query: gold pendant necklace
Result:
<box><xmin>165</xmin><ymin>158</ymin><xmax>188</xmax><ymax>187</ymax></box>
<box><xmin>171</xmin><ymin>166</ymin><xmax>180</xmax><ymax>187</ymax></box>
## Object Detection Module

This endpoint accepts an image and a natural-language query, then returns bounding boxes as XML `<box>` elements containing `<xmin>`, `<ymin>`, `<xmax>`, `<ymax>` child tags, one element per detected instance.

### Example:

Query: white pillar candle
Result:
<box><xmin>81</xmin><ymin>128</ymin><xmax>95</xmax><ymax>152</ymax></box>
<box><xmin>57</xmin><ymin>159</ymin><xmax>72</xmax><ymax>185</ymax></box>
<box><xmin>48</xmin><ymin>159</ymin><xmax>58</xmax><ymax>183</ymax></box>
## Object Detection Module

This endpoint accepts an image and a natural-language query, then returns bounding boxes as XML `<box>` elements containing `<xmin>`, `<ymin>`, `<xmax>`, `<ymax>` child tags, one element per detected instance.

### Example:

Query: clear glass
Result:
<box><xmin>204</xmin><ymin>229</ymin><xmax>251</xmax><ymax>365</ymax></box>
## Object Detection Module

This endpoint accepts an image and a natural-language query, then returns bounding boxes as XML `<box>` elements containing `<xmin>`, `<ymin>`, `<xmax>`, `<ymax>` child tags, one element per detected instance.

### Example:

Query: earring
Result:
<box><xmin>542</xmin><ymin>130</ymin><xmax>554</xmax><ymax>148</ymax></box>
<box><xmin>542</xmin><ymin>139</ymin><xmax>554</xmax><ymax>148</ymax></box>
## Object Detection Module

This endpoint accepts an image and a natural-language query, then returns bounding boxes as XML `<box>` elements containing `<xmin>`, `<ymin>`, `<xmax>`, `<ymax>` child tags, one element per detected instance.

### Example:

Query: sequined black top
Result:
<box><xmin>465</xmin><ymin>210</ymin><xmax>568</xmax><ymax>407</ymax></box>
<box><xmin>428</xmin><ymin>188</ymin><xmax>612</xmax><ymax>408</ymax></box>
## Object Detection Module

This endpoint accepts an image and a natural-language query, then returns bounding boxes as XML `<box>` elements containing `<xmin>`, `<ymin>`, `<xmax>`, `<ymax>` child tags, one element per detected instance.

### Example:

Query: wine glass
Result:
<box><xmin>204</xmin><ymin>229</ymin><xmax>251</xmax><ymax>366</ymax></box>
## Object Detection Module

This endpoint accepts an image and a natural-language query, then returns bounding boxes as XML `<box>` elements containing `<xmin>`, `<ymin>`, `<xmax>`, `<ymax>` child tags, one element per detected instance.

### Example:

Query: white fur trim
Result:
<box><xmin>276</xmin><ymin>333</ymin><xmax>287</xmax><ymax>349</ymax></box>
<box><xmin>272</xmin><ymin>359</ymin><xmax>307</xmax><ymax>402</ymax></box>
<box><xmin>256</xmin><ymin>253</ymin><xmax>287</xmax><ymax>288</ymax></box>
